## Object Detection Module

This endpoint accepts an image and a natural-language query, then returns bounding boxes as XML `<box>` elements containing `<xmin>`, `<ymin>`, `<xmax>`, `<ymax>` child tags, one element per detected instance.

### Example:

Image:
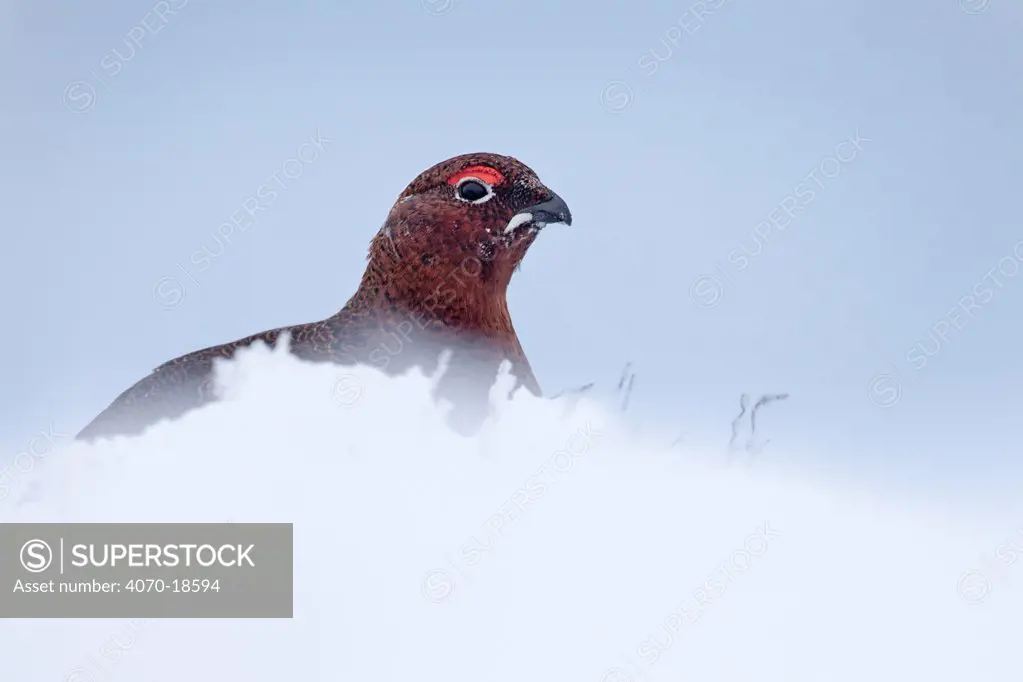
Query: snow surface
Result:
<box><xmin>2</xmin><ymin>340</ymin><xmax>1021</xmax><ymax>681</ymax></box>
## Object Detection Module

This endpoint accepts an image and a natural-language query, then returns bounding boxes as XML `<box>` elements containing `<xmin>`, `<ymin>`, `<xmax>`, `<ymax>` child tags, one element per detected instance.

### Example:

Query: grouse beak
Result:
<box><xmin>504</xmin><ymin>192</ymin><xmax>573</xmax><ymax>235</ymax></box>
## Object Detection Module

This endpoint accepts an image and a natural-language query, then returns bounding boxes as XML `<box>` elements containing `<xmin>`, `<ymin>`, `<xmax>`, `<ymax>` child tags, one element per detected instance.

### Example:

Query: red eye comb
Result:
<box><xmin>447</xmin><ymin>165</ymin><xmax>505</xmax><ymax>186</ymax></box>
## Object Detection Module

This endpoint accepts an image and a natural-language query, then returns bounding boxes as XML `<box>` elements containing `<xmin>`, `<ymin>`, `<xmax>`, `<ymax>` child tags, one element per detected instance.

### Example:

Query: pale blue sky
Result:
<box><xmin>2</xmin><ymin>0</ymin><xmax>1021</xmax><ymax>487</ymax></box>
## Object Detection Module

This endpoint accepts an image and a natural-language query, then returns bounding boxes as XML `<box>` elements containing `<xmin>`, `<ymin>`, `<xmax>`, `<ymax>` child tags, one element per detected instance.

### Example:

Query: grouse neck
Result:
<box><xmin>352</xmin><ymin>259</ymin><xmax>518</xmax><ymax>337</ymax></box>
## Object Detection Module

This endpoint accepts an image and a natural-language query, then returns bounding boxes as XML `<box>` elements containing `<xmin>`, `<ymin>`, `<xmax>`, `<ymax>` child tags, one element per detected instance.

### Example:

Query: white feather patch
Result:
<box><xmin>504</xmin><ymin>212</ymin><xmax>534</xmax><ymax>234</ymax></box>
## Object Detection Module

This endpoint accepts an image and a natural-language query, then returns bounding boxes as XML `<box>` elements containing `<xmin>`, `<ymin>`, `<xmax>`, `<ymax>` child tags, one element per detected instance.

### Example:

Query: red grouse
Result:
<box><xmin>76</xmin><ymin>153</ymin><xmax>573</xmax><ymax>441</ymax></box>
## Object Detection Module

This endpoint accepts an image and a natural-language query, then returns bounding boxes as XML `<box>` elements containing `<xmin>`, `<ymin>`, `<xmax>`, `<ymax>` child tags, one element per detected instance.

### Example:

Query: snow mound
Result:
<box><xmin>3</xmin><ymin>342</ymin><xmax>1021</xmax><ymax>681</ymax></box>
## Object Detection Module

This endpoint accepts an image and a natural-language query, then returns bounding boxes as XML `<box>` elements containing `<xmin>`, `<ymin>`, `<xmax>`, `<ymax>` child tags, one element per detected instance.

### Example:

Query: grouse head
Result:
<box><xmin>362</xmin><ymin>153</ymin><xmax>572</xmax><ymax>325</ymax></box>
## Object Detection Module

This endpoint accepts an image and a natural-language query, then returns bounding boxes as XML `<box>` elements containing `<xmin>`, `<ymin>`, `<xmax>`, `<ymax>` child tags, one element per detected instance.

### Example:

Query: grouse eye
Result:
<box><xmin>457</xmin><ymin>180</ymin><xmax>490</xmax><ymax>203</ymax></box>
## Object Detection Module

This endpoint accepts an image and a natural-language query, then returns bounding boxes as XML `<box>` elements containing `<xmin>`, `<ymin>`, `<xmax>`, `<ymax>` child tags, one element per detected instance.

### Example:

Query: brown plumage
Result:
<box><xmin>76</xmin><ymin>152</ymin><xmax>573</xmax><ymax>441</ymax></box>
